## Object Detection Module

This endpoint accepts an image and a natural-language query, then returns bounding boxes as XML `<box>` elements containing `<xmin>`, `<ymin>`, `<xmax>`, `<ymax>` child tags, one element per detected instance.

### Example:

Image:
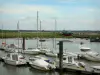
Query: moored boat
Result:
<box><xmin>2</xmin><ymin>53</ymin><xmax>27</xmax><ymax>66</ymax></box>
<box><xmin>80</xmin><ymin>47</ymin><xmax>91</xmax><ymax>52</ymax></box>
<box><xmin>45</xmin><ymin>51</ymin><xmax>57</xmax><ymax>57</ymax></box>
<box><xmin>0</xmin><ymin>42</ymin><xmax>7</xmax><ymax>50</ymax></box>
<box><xmin>22</xmin><ymin>48</ymin><xmax>41</xmax><ymax>54</ymax></box>
<box><xmin>81</xmin><ymin>51</ymin><xmax>100</xmax><ymax>62</ymax></box>
<box><xmin>29</xmin><ymin>56</ymin><xmax>56</xmax><ymax>71</ymax></box>
<box><xmin>39</xmin><ymin>47</ymin><xmax>51</xmax><ymax>54</ymax></box>
<box><xmin>4</xmin><ymin>44</ymin><xmax>22</xmax><ymax>53</ymax></box>
<box><xmin>90</xmin><ymin>37</ymin><xmax>100</xmax><ymax>42</ymax></box>
<box><xmin>91</xmin><ymin>66</ymin><xmax>100</xmax><ymax>73</ymax></box>
<box><xmin>63</xmin><ymin>55</ymin><xmax>85</xmax><ymax>71</ymax></box>
<box><xmin>56</xmin><ymin>55</ymin><xmax>86</xmax><ymax>71</ymax></box>
<box><xmin>79</xmin><ymin>46</ymin><xmax>100</xmax><ymax>62</ymax></box>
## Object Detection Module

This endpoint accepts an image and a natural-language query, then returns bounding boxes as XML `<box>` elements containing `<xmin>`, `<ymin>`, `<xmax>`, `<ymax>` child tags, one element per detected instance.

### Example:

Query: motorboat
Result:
<box><xmin>79</xmin><ymin>43</ymin><xmax>91</xmax><ymax>52</ymax></box>
<box><xmin>63</xmin><ymin>51</ymin><xmax>78</xmax><ymax>59</ymax></box>
<box><xmin>80</xmin><ymin>46</ymin><xmax>100</xmax><ymax>62</ymax></box>
<box><xmin>22</xmin><ymin>48</ymin><xmax>41</xmax><ymax>55</ymax></box>
<box><xmin>30</xmin><ymin>55</ymin><xmax>56</xmax><ymax>64</ymax></box>
<box><xmin>91</xmin><ymin>66</ymin><xmax>100</xmax><ymax>73</ymax></box>
<box><xmin>29</xmin><ymin>56</ymin><xmax>56</xmax><ymax>71</ymax></box>
<box><xmin>63</xmin><ymin>55</ymin><xmax>85</xmax><ymax>71</ymax></box>
<box><xmin>80</xmin><ymin>47</ymin><xmax>91</xmax><ymax>52</ymax></box>
<box><xmin>56</xmin><ymin>55</ymin><xmax>86</xmax><ymax>71</ymax></box>
<box><xmin>80</xmin><ymin>51</ymin><xmax>100</xmax><ymax>62</ymax></box>
<box><xmin>2</xmin><ymin>53</ymin><xmax>27</xmax><ymax>66</ymax></box>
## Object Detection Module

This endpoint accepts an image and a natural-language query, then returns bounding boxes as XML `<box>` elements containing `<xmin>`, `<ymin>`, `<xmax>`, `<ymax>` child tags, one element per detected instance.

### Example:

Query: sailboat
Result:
<box><xmin>0</xmin><ymin>24</ymin><xmax>7</xmax><ymax>50</ymax></box>
<box><xmin>37</xmin><ymin>20</ymin><xmax>52</xmax><ymax>54</ymax></box>
<box><xmin>39</xmin><ymin>21</ymin><xmax>46</xmax><ymax>42</ymax></box>
<box><xmin>45</xmin><ymin>50</ymin><xmax>57</xmax><ymax>57</ymax></box>
<box><xmin>5</xmin><ymin>21</ymin><xmax>22</xmax><ymax>53</ymax></box>
<box><xmin>2</xmin><ymin>22</ymin><xmax>27</xmax><ymax>66</ymax></box>
<box><xmin>45</xmin><ymin>19</ymin><xmax>57</xmax><ymax>57</ymax></box>
<box><xmin>22</xmin><ymin>11</ymin><xmax>41</xmax><ymax>54</ymax></box>
<box><xmin>5</xmin><ymin>43</ymin><xmax>21</xmax><ymax>53</ymax></box>
<box><xmin>22</xmin><ymin>48</ymin><xmax>40</xmax><ymax>54</ymax></box>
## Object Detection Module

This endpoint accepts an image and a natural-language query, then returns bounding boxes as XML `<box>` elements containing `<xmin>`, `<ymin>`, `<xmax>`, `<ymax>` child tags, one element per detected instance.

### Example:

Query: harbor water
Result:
<box><xmin>0</xmin><ymin>38</ymin><xmax>100</xmax><ymax>75</ymax></box>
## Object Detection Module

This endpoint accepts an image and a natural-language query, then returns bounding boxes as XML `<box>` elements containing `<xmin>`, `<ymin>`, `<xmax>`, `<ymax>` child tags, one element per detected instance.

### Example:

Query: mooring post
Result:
<box><xmin>22</xmin><ymin>37</ymin><xmax>25</xmax><ymax>50</ymax></box>
<box><xmin>59</xmin><ymin>41</ymin><xmax>63</xmax><ymax>75</ymax></box>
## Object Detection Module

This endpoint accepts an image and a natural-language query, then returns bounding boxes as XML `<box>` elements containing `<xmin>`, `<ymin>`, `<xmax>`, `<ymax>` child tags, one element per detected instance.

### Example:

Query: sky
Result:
<box><xmin>0</xmin><ymin>0</ymin><xmax>100</xmax><ymax>30</ymax></box>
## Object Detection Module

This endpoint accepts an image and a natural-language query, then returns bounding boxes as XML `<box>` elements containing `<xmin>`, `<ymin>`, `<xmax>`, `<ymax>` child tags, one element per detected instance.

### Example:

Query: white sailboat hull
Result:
<box><xmin>23</xmin><ymin>51</ymin><xmax>39</xmax><ymax>54</ymax></box>
<box><xmin>22</xmin><ymin>49</ymin><xmax>40</xmax><ymax>54</ymax></box>
<box><xmin>45</xmin><ymin>52</ymin><xmax>57</xmax><ymax>57</ymax></box>
<box><xmin>40</xmin><ymin>49</ymin><xmax>49</xmax><ymax>54</ymax></box>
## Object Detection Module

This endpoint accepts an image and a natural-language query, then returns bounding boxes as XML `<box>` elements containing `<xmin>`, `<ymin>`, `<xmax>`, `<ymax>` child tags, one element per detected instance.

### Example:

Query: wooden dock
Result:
<box><xmin>55</xmin><ymin>67</ymin><xmax>100</xmax><ymax>75</ymax></box>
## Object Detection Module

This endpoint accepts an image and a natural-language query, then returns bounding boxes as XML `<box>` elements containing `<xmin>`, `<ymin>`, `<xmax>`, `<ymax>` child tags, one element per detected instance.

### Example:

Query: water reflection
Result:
<box><xmin>29</xmin><ymin>67</ymin><xmax>58</xmax><ymax>75</ymax></box>
<box><xmin>0</xmin><ymin>61</ymin><xmax>83</xmax><ymax>75</ymax></box>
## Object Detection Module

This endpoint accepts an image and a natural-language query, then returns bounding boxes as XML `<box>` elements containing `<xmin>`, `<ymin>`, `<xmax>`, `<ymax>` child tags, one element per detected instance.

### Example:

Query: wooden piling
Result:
<box><xmin>59</xmin><ymin>41</ymin><xmax>63</xmax><ymax>75</ymax></box>
<box><xmin>22</xmin><ymin>37</ymin><xmax>25</xmax><ymax>50</ymax></box>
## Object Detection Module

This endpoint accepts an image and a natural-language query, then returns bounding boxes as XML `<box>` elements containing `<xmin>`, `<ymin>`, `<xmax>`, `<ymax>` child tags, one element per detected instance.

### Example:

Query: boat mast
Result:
<box><xmin>54</xmin><ymin>19</ymin><xmax>57</xmax><ymax>51</ymax></box>
<box><xmin>40</xmin><ymin>20</ymin><xmax>42</xmax><ymax>48</ymax></box>
<box><xmin>37</xmin><ymin>11</ymin><xmax>39</xmax><ymax>48</ymax></box>
<box><xmin>53</xmin><ymin>19</ymin><xmax>57</xmax><ymax>51</ymax></box>
<box><xmin>1</xmin><ymin>24</ymin><xmax>3</xmax><ymax>44</ymax></box>
<box><xmin>17</xmin><ymin>21</ymin><xmax>20</xmax><ymax>52</ymax></box>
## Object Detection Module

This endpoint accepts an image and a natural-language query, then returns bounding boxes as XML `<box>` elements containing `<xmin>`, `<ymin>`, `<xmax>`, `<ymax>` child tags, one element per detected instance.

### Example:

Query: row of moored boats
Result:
<box><xmin>0</xmin><ymin>43</ymin><xmax>100</xmax><ymax>73</ymax></box>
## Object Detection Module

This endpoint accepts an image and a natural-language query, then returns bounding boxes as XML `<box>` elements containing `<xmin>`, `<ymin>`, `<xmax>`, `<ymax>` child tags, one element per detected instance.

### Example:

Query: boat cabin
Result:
<box><xmin>6</xmin><ymin>53</ymin><xmax>25</xmax><ymax>61</ymax></box>
<box><xmin>63</xmin><ymin>55</ymin><xmax>75</xmax><ymax>64</ymax></box>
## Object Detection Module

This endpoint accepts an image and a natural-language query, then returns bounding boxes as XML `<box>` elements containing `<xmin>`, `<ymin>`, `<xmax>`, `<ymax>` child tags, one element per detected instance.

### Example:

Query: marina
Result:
<box><xmin>1</xmin><ymin>0</ymin><xmax>100</xmax><ymax>75</ymax></box>
<box><xmin>0</xmin><ymin>38</ymin><xmax>100</xmax><ymax>75</ymax></box>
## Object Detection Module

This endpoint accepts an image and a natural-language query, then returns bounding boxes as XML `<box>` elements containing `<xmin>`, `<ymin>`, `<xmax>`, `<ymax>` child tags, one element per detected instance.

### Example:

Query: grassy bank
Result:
<box><xmin>0</xmin><ymin>32</ymin><xmax>100</xmax><ymax>38</ymax></box>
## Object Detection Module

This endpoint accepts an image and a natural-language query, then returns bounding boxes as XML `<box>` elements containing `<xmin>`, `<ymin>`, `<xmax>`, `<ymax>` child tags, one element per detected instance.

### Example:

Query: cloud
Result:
<box><xmin>57</xmin><ymin>0</ymin><xmax>98</xmax><ymax>3</ymax></box>
<box><xmin>57</xmin><ymin>0</ymin><xmax>82</xmax><ymax>3</ymax></box>
<box><xmin>0</xmin><ymin>0</ymin><xmax>100</xmax><ymax>30</ymax></box>
<box><xmin>0</xmin><ymin>3</ymin><xmax>57</xmax><ymax>16</ymax></box>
